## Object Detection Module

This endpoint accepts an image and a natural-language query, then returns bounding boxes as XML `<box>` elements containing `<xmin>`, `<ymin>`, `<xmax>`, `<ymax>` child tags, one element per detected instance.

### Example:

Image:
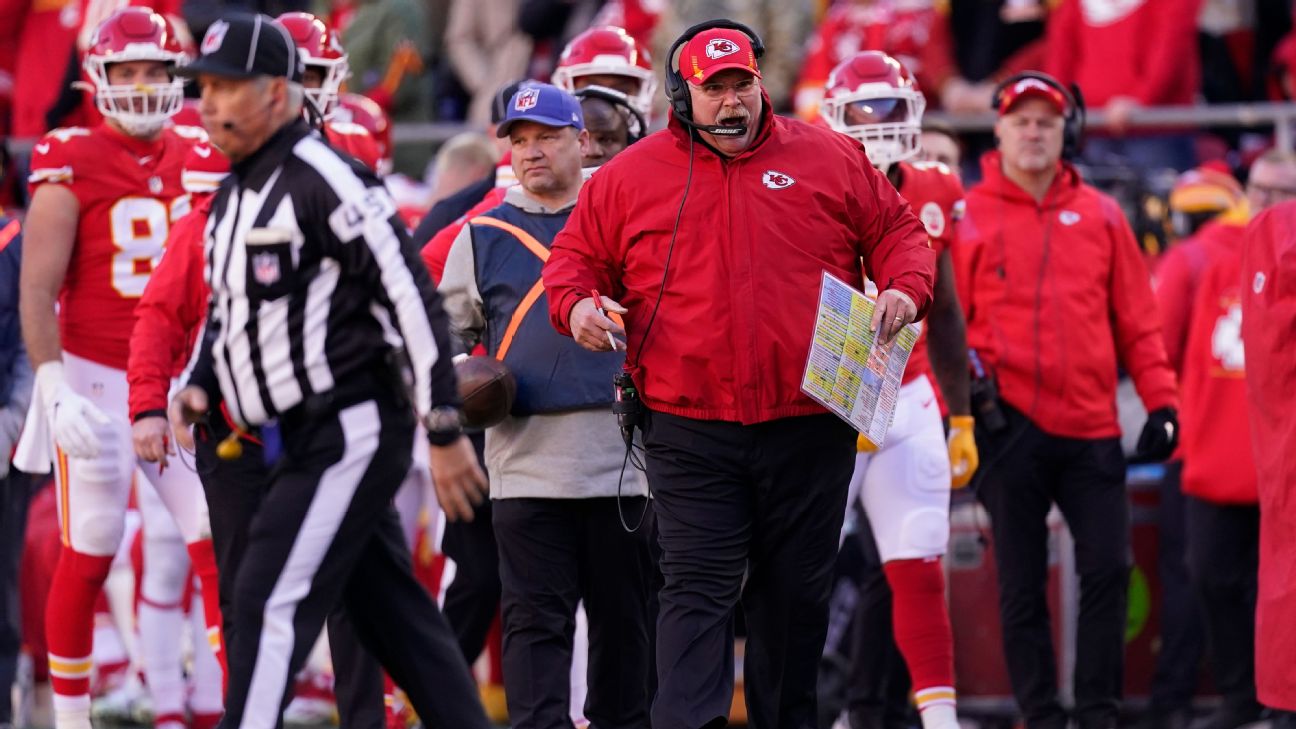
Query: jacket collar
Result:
<box><xmin>230</xmin><ymin>119</ymin><xmax>313</xmax><ymax>192</ymax></box>
<box><xmin>667</xmin><ymin>89</ymin><xmax>776</xmax><ymax>161</ymax></box>
<box><xmin>977</xmin><ymin>149</ymin><xmax>1082</xmax><ymax>207</ymax></box>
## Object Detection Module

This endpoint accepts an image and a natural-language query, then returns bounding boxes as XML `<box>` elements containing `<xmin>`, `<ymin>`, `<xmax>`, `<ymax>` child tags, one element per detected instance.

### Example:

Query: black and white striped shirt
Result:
<box><xmin>186</xmin><ymin>120</ymin><xmax>459</xmax><ymax>437</ymax></box>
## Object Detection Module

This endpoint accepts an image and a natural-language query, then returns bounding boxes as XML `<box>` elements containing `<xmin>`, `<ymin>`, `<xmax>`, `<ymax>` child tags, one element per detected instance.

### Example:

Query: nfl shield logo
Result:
<box><xmin>252</xmin><ymin>252</ymin><xmax>281</xmax><ymax>286</ymax></box>
<box><xmin>202</xmin><ymin>20</ymin><xmax>229</xmax><ymax>55</ymax></box>
<box><xmin>514</xmin><ymin>88</ymin><xmax>540</xmax><ymax>112</ymax></box>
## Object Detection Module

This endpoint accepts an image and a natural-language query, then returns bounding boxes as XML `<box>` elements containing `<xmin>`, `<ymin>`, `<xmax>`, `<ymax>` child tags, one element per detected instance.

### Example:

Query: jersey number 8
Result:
<box><xmin>110</xmin><ymin>196</ymin><xmax>189</xmax><ymax>298</ymax></box>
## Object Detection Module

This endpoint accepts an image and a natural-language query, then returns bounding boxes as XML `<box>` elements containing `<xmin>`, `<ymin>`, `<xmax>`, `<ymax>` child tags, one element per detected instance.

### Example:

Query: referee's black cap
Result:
<box><xmin>178</xmin><ymin>13</ymin><xmax>304</xmax><ymax>82</ymax></box>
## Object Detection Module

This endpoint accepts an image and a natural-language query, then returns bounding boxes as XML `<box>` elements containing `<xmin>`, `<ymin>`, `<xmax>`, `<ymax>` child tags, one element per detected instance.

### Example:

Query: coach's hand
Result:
<box><xmin>168</xmin><ymin>386</ymin><xmax>209</xmax><ymax>453</ymax></box>
<box><xmin>871</xmin><ymin>289</ymin><xmax>918</xmax><ymax>347</ymax></box>
<box><xmin>569</xmin><ymin>295</ymin><xmax>627</xmax><ymax>352</ymax></box>
<box><xmin>430</xmin><ymin>435</ymin><xmax>489</xmax><ymax>522</ymax></box>
<box><xmin>133</xmin><ymin>416</ymin><xmax>174</xmax><ymax>467</ymax></box>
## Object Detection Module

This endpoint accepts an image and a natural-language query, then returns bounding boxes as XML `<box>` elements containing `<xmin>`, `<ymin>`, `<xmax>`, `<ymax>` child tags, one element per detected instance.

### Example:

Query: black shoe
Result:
<box><xmin>1189</xmin><ymin>704</ymin><xmax>1266</xmax><ymax>729</ymax></box>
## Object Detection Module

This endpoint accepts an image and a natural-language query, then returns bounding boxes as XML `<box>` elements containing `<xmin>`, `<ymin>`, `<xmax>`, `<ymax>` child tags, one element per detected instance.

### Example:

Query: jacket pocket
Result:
<box><xmin>245</xmin><ymin>227</ymin><xmax>296</xmax><ymax>302</ymax></box>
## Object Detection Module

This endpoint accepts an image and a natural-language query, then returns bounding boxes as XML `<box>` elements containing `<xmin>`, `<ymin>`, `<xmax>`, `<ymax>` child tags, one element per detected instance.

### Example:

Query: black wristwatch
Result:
<box><xmin>424</xmin><ymin>406</ymin><xmax>464</xmax><ymax>446</ymax></box>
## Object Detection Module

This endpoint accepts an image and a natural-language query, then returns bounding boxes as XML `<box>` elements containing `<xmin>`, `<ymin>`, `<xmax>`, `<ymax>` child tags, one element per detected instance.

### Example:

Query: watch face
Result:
<box><xmin>427</xmin><ymin>406</ymin><xmax>463</xmax><ymax>433</ymax></box>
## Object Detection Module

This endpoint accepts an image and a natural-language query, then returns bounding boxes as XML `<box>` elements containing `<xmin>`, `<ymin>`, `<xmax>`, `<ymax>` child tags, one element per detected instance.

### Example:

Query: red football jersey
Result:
<box><xmin>324</xmin><ymin>120</ymin><xmax>381</xmax><ymax>173</ymax></box>
<box><xmin>1179</xmin><ymin>227</ymin><xmax>1255</xmax><ymax>504</ymax></box>
<box><xmin>28</xmin><ymin>123</ymin><xmax>196</xmax><ymax>371</ymax></box>
<box><xmin>896</xmin><ymin>160</ymin><xmax>965</xmax><ymax>388</ymax></box>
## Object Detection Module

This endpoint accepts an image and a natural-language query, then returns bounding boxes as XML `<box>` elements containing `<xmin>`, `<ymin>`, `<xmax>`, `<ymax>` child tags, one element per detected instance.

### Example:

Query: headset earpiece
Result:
<box><xmin>990</xmin><ymin>71</ymin><xmax>1086</xmax><ymax>159</ymax></box>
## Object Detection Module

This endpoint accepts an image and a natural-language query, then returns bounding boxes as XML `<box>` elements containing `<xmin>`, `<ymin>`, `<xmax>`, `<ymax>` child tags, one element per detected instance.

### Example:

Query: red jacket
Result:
<box><xmin>1241</xmin><ymin>201</ymin><xmax>1296</xmax><ymax>710</ymax></box>
<box><xmin>956</xmin><ymin>151</ymin><xmax>1177</xmax><ymax>438</ymax></box>
<box><xmin>1044</xmin><ymin>0</ymin><xmax>1202</xmax><ymax>108</ymax></box>
<box><xmin>1172</xmin><ymin>222</ymin><xmax>1255</xmax><ymax>504</ymax></box>
<box><xmin>543</xmin><ymin>98</ymin><xmax>936</xmax><ymax>424</ymax></box>
<box><xmin>127</xmin><ymin>197</ymin><xmax>210</xmax><ymax>420</ymax></box>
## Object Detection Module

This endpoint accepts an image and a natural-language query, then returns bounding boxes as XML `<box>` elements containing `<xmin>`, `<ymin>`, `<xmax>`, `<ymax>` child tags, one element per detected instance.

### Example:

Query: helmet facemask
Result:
<box><xmin>302</xmin><ymin>57</ymin><xmax>349</xmax><ymax>118</ymax></box>
<box><xmin>821</xmin><ymin>83</ymin><xmax>925</xmax><ymax>168</ymax></box>
<box><xmin>86</xmin><ymin>52</ymin><xmax>186</xmax><ymax>137</ymax></box>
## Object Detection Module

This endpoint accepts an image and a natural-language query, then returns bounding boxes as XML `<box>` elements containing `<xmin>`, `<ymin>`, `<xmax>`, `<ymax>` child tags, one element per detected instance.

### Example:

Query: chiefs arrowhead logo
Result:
<box><xmin>762</xmin><ymin>170</ymin><xmax>795</xmax><ymax>190</ymax></box>
<box><xmin>705</xmin><ymin>38</ymin><xmax>740</xmax><ymax>59</ymax></box>
<box><xmin>514</xmin><ymin>88</ymin><xmax>539</xmax><ymax>112</ymax></box>
<box><xmin>202</xmin><ymin>20</ymin><xmax>229</xmax><ymax>55</ymax></box>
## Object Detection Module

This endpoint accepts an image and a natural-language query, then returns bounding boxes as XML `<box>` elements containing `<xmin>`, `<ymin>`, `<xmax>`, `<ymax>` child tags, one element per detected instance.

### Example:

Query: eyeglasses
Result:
<box><xmin>698</xmin><ymin>78</ymin><xmax>758</xmax><ymax>99</ymax></box>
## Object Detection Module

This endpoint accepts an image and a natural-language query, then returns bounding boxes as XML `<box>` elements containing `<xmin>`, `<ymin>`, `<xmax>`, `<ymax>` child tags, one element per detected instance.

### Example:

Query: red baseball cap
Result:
<box><xmin>998</xmin><ymin>76</ymin><xmax>1068</xmax><ymax>116</ymax></box>
<box><xmin>679</xmin><ymin>28</ymin><xmax>761</xmax><ymax>85</ymax></box>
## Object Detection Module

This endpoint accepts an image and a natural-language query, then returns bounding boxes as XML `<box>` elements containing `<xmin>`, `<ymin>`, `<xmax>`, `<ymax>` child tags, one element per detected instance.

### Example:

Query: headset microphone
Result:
<box><xmin>673</xmin><ymin>114</ymin><xmax>747</xmax><ymax>137</ymax></box>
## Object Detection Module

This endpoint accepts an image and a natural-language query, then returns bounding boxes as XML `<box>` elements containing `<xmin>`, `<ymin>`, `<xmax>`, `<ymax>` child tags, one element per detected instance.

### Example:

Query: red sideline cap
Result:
<box><xmin>680</xmin><ymin>28</ymin><xmax>761</xmax><ymax>85</ymax></box>
<box><xmin>998</xmin><ymin>76</ymin><xmax>1067</xmax><ymax>116</ymax></box>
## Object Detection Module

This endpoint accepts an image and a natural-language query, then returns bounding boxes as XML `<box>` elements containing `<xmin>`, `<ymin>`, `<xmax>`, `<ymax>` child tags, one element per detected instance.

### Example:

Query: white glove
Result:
<box><xmin>35</xmin><ymin>361</ymin><xmax>111</xmax><ymax>458</ymax></box>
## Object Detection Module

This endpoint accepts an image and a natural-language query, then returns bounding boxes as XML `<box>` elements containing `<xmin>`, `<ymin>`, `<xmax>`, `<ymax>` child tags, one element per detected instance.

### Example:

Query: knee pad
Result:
<box><xmin>896</xmin><ymin>507</ymin><xmax>951</xmax><ymax>559</ymax></box>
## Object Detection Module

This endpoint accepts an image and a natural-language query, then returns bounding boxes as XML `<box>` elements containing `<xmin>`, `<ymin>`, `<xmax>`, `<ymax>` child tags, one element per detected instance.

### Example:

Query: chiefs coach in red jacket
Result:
<box><xmin>543</xmin><ymin>20</ymin><xmax>934</xmax><ymax>729</ymax></box>
<box><xmin>956</xmin><ymin>74</ymin><xmax>1178</xmax><ymax>729</ymax></box>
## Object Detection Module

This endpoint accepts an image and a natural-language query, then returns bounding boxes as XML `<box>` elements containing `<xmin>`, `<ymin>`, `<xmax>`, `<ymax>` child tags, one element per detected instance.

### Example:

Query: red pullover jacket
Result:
<box><xmin>956</xmin><ymin>151</ymin><xmax>1177</xmax><ymax>439</ymax></box>
<box><xmin>1045</xmin><ymin>0</ymin><xmax>1202</xmax><ymax>108</ymax></box>
<box><xmin>127</xmin><ymin>196</ymin><xmax>210</xmax><ymax>420</ymax></box>
<box><xmin>543</xmin><ymin>95</ymin><xmax>935</xmax><ymax>424</ymax></box>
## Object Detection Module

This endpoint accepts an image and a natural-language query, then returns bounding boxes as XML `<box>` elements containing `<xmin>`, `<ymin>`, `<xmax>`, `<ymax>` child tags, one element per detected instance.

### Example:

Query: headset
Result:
<box><xmin>662</xmin><ymin>19</ymin><xmax>765</xmax><ymax>138</ymax></box>
<box><xmin>990</xmin><ymin>71</ymin><xmax>1087</xmax><ymax>160</ymax></box>
<box><xmin>572</xmin><ymin>85</ymin><xmax>648</xmax><ymax>144</ymax></box>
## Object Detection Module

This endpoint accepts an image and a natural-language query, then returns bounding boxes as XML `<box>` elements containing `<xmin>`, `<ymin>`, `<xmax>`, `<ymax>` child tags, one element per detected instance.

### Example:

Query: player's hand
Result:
<box><xmin>568</xmin><ymin>295</ymin><xmax>627</xmax><ymax>352</ymax></box>
<box><xmin>168</xmin><ymin>387</ymin><xmax>209</xmax><ymax>453</ymax></box>
<box><xmin>948</xmin><ymin>415</ymin><xmax>979</xmax><ymax>488</ymax></box>
<box><xmin>132</xmin><ymin>416</ymin><xmax>174</xmax><ymax>467</ymax></box>
<box><xmin>35</xmin><ymin>361</ymin><xmax>111</xmax><ymax>458</ymax></box>
<box><xmin>429</xmin><ymin>435</ymin><xmax>489</xmax><ymax>522</ymax></box>
<box><xmin>871</xmin><ymin>289</ymin><xmax>917</xmax><ymax>348</ymax></box>
<box><xmin>1132</xmin><ymin>407</ymin><xmax>1178</xmax><ymax>464</ymax></box>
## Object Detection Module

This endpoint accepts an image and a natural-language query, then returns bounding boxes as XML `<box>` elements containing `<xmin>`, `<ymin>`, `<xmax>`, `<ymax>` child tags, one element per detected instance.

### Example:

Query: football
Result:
<box><xmin>455</xmin><ymin>355</ymin><xmax>517</xmax><ymax>429</ymax></box>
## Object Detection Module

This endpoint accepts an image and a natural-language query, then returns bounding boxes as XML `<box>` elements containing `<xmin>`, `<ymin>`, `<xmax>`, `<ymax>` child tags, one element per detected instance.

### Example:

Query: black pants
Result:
<box><xmin>196</xmin><ymin>413</ymin><xmax>386</xmax><ymax>729</ymax></box>
<box><xmin>210</xmin><ymin>396</ymin><xmax>488</xmax><ymax>729</ymax></box>
<box><xmin>973</xmin><ymin>404</ymin><xmax>1129</xmax><ymax>729</ymax></box>
<box><xmin>0</xmin><ymin>470</ymin><xmax>40</xmax><ymax>724</ymax></box>
<box><xmin>494</xmin><ymin>496</ymin><xmax>655</xmax><ymax>729</ymax></box>
<box><xmin>643</xmin><ymin>411</ymin><xmax>856</xmax><ymax>729</ymax></box>
<box><xmin>441</xmin><ymin>432</ymin><xmax>502</xmax><ymax>664</ymax></box>
<box><xmin>847</xmin><ymin>512</ymin><xmax>912</xmax><ymax>729</ymax></box>
<box><xmin>1148</xmin><ymin>462</ymin><xmax>1205</xmax><ymax>715</ymax></box>
<box><xmin>1185</xmin><ymin>496</ymin><xmax>1260</xmax><ymax>713</ymax></box>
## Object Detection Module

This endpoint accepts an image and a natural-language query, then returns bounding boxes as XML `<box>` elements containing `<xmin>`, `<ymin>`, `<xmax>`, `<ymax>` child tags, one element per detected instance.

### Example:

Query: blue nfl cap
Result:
<box><xmin>495</xmin><ymin>83</ymin><xmax>585</xmax><ymax>138</ymax></box>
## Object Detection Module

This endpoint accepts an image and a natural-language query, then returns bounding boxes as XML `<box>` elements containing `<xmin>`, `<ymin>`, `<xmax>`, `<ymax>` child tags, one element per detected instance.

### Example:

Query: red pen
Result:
<box><xmin>590</xmin><ymin>289</ymin><xmax>619</xmax><ymax>350</ymax></box>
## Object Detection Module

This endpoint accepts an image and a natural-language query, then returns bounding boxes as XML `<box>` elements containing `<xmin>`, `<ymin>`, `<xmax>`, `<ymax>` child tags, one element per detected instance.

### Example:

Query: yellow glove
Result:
<box><xmin>948</xmin><ymin>415</ymin><xmax>979</xmax><ymax>489</ymax></box>
<box><xmin>857</xmin><ymin>433</ymin><xmax>879</xmax><ymax>453</ymax></box>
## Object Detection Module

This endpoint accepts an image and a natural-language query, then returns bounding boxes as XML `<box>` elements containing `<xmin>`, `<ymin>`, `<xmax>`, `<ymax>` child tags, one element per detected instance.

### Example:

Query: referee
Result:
<box><xmin>166</xmin><ymin>14</ymin><xmax>490</xmax><ymax>729</ymax></box>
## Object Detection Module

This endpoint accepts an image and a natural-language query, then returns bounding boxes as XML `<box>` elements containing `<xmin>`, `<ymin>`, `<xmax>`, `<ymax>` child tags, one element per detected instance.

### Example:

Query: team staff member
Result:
<box><xmin>543</xmin><ymin>21</ymin><xmax>935</xmax><ymax>729</ymax></box>
<box><xmin>957</xmin><ymin>73</ymin><xmax>1179</xmax><ymax>729</ymax></box>
<box><xmin>165</xmin><ymin>14</ymin><xmax>490</xmax><ymax>729</ymax></box>
<box><xmin>439</xmin><ymin>83</ymin><xmax>654</xmax><ymax>729</ymax></box>
<box><xmin>1161</xmin><ymin>166</ymin><xmax>1267</xmax><ymax>729</ymax></box>
<box><xmin>1241</xmin><ymin>162</ymin><xmax>1296</xmax><ymax>729</ymax></box>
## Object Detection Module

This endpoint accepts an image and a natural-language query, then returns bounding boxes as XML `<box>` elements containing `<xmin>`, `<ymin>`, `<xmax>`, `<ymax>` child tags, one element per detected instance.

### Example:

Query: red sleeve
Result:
<box><xmin>856</xmin><ymin>153</ymin><xmax>937</xmax><ymax>319</ymax></box>
<box><xmin>127</xmin><ymin>207</ymin><xmax>209</xmax><ymax>420</ymax></box>
<box><xmin>1043</xmin><ymin>0</ymin><xmax>1080</xmax><ymax>85</ymax></box>
<box><xmin>419</xmin><ymin>188</ymin><xmax>505</xmax><ymax>283</ymax></box>
<box><xmin>543</xmin><ymin>172</ymin><xmax>625</xmax><ymax>336</ymax></box>
<box><xmin>1134</xmin><ymin>0</ymin><xmax>1203</xmax><ymax>104</ymax></box>
<box><xmin>1152</xmin><ymin>242</ymin><xmax>1201</xmax><ymax>375</ymax></box>
<box><xmin>917</xmin><ymin>8</ymin><xmax>957</xmax><ymax>94</ymax></box>
<box><xmin>1104</xmin><ymin>197</ymin><xmax>1178</xmax><ymax>412</ymax></box>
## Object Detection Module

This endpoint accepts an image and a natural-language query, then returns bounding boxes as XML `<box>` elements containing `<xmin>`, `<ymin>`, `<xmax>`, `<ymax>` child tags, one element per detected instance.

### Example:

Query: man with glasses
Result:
<box><xmin>1245</xmin><ymin>150</ymin><xmax>1296</xmax><ymax>212</ymax></box>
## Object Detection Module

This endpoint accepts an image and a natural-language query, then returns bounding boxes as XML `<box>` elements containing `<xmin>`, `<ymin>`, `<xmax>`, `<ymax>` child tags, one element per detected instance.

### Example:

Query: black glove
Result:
<box><xmin>1133</xmin><ymin>407</ymin><xmax>1179</xmax><ymax>463</ymax></box>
